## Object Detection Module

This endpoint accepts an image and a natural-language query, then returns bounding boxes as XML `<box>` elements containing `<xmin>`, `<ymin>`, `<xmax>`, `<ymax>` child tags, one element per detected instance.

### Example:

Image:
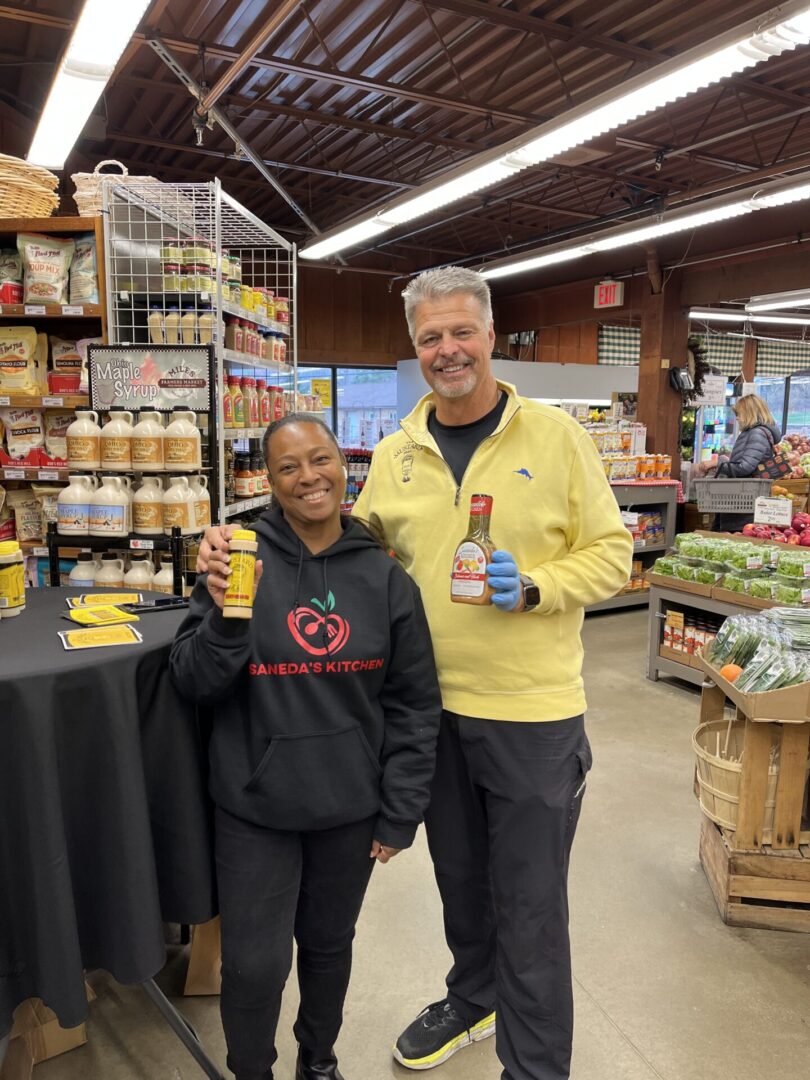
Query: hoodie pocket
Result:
<box><xmin>244</xmin><ymin>725</ymin><xmax>382</xmax><ymax>831</ymax></box>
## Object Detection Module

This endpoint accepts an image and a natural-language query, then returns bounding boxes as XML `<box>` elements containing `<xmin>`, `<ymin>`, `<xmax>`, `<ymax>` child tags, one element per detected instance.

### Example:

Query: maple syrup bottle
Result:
<box><xmin>450</xmin><ymin>494</ymin><xmax>496</xmax><ymax>605</ymax></box>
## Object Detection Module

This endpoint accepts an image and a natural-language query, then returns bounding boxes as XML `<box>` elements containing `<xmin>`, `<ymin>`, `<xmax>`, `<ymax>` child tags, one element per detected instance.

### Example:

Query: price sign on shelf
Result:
<box><xmin>130</xmin><ymin>538</ymin><xmax>154</xmax><ymax>550</ymax></box>
<box><xmin>61</xmin><ymin>305</ymin><xmax>83</xmax><ymax>316</ymax></box>
<box><xmin>41</xmin><ymin>396</ymin><xmax>63</xmax><ymax>407</ymax></box>
<box><xmin>0</xmin><ymin>396</ymin><xmax>9</xmax><ymax>406</ymax></box>
<box><xmin>24</xmin><ymin>305</ymin><xmax>46</xmax><ymax>315</ymax></box>
<box><xmin>754</xmin><ymin>497</ymin><xmax>792</xmax><ymax>527</ymax></box>
<box><xmin>621</xmin><ymin>511</ymin><xmax>640</xmax><ymax>527</ymax></box>
<box><xmin>4</xmin><ymin>468</ymin><xmax>25</xmax><ymax>479</ymax></box>
<box><xmin>37</xmin><ymin>469</ymin><xmax>60</xmax><ymax>480</ymax></box>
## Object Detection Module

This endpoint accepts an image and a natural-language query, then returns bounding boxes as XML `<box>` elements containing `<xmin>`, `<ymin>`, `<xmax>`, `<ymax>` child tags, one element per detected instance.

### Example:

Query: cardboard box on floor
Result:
<box><xmin>0</xmin><ymin>983</ymin><xmax>95</xmax><ymax>1080</ymax></box>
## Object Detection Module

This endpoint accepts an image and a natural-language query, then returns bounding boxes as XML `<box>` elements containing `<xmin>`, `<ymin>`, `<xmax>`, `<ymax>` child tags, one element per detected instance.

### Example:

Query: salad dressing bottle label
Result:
<box><xmin>450</xmin><ymin>494</ymin><xmax>496</xmax><ymax>605</ymax></box>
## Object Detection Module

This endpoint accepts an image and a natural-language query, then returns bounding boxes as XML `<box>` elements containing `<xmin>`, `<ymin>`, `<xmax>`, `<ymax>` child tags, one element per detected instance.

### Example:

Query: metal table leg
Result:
<box><xmin>142</xmin><ymin>979</ymin><xmax>226</xmax><ymax>1080</ymax></box>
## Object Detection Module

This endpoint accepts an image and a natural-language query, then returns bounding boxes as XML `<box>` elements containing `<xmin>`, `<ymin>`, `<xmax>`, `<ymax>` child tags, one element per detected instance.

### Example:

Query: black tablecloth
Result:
<box><xmin>0</xmin><ymin>588</ymin><xmax>216</xmax><ymax>1038</ymax></box>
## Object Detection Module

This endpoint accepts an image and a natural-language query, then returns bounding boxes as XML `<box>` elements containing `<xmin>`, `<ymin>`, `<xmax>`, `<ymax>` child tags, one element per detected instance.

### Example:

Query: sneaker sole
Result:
<box><xmin>392</xmin><ymin>1013</ymin><xmax>496</xmax><ymax>1071</ymax></box>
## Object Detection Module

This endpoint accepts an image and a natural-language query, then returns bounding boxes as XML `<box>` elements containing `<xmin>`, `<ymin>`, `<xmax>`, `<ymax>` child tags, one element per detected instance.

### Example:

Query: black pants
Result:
<box><xmin>215</xmin><ymin>807</ymin><xmax>376</xmax><ymax>1080</ymax></box>
<box><xmin>424</xmin><ymin>712</ymin><xmax>591</xmax><ymax>1080</ymax></box>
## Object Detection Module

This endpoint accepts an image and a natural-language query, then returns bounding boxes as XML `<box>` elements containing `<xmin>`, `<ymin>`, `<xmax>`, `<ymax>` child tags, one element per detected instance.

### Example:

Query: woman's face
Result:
<box><xmin>266</xmin><ymin>422</ymin><xmax>345</xmax><ymax>529</ymax></box>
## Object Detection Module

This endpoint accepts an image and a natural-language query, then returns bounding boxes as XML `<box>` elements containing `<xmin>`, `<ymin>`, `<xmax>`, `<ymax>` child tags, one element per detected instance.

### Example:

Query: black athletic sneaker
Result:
<box><xmin>393</xmin><ymin>999</ymin><xmax>496</xmax><ymax>1070</ymax></box>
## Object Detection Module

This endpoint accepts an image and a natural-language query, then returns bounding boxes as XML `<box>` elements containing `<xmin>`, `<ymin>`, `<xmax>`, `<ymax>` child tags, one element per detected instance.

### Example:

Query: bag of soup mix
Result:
<box><xmin>6</xmin><ymin>487</ymin><xmax>43</xmax><ymax>541</ymax></box>
<box><xmin>0</xmin><ymin>326</ymin><xmax>38</xmax><ymax>395</ymax></box>
<box><xmin>69</xmin><ymin>234</ymin><xmax>99</xmax><ymax>305</ymax></box>
<box><xmin>17</xmin><ymin>232</ymin><xmax>75</xmax><ymax>305</ymax></box>
<box><xmin>0</xmin><ymin>407</ymin><xmax>45</xmax><ymax>457</ymax></box>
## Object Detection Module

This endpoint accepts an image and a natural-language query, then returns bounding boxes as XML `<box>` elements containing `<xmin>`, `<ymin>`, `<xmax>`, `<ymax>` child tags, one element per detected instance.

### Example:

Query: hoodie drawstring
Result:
<box><xmin>321</xmin><ymin>557</ymin><xmax>330</xmax><ymax>654</ymax></box>
<box><xmin>292</xmin><ymin>544</ymin><xmax>305</xmax><ymax>613</ymax></box>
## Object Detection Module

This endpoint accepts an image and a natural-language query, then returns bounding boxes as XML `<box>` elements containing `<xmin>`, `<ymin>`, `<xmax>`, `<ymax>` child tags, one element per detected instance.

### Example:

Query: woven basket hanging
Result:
<box><xmin>71</xmin><ymin>159</ymin><xmax>157</xmax><ymax>217</ymax></box>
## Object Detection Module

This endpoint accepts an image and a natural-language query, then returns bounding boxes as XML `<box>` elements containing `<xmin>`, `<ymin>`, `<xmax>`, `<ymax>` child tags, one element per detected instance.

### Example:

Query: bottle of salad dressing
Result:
<box><xmin>450</xmin><ymin>494</ymin><xmax>496</xmax><ymax>605</ymax></box>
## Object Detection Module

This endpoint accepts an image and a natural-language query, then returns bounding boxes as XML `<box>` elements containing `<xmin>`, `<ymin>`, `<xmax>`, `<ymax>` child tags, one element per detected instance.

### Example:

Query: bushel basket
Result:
<box><xmin>71</xmin><ymin>159</ymin><xmax>158</xmax><ymax>216</ymax></box>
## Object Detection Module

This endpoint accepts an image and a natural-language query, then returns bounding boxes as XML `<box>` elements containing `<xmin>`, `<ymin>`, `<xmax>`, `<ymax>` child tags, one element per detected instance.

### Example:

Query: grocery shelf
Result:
<box><xmin>653</xmin><ymin>654</ymin><xmax>705</xmax><ymax>687</ymax></box>
<box><xmin>0</xmin><ymin>303</ymin><xmax>102</xmax><ymax>319</ymax></box>
<box><xmin>633</xmin><ymin>542</ymin><xmax>668</xmax><ymax>554</ymax></box>
<box><xmin>587</xmin><ymin>590</ymin><xmax>650</xmax><ymax>614</ymax></box>
<box><xmin>224</xmin><ymin>426</ymin><xmax>267</xmax><ymax>440</ymax></box>
<box><xmin>0</xmin><ymin>394</ymin><xmax>89</xmax><ymax>409</ymax></box>
<box><xmin>224</xmin><ymin>493</ymin><xmax>273</xmax><ymax>518</ymax></box>
<box><xmin>1</xmin><ymin>467</ymin><xmax>69</xmax><ymax>481</ymax></box>
<box><xmin>222</xmin><ymin>300</ymin><xmax>290</xmax><ymax>335</ymax></box>
<box><xmin>223</xmin><ymin>348</ymin><xmax>292</xmax><ymax>374</ymax></box>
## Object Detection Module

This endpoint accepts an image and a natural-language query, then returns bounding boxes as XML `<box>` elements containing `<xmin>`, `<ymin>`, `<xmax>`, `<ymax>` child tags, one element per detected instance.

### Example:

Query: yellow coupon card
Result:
<box><xmin>59</xmin><ymin>625</ymin><xmax>144</xmax><ymax>651</ymax></box>
<box><xmin>67</xmin><ymin>593</ymin><xmax>143</xmax><ymax>609</ymax></box>
<box><xmin>66</xmin><ymin>605</ymin><xmax>140</xmax><ymax>626</ymax></box>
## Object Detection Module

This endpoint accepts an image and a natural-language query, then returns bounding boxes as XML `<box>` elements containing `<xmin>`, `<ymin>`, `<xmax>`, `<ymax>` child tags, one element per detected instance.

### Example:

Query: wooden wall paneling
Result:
<box><xmin>558</xmin><ymin>324</ymin><xmax>581</xmax><ymax>364</ymax></box>
<box><xmin>538</xmin><ymin>326</ymin><xmax>560</xmax><ymax>363</ymax></box>
<box><xmin>637</xmin><ymin>273</ymin><xmax>688</xmax><ymax>475</ymax></box>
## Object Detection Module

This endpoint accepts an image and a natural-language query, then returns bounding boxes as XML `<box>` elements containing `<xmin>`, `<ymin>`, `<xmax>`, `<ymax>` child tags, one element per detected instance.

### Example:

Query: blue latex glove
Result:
<box><xmin>487</xmin><ymin>549</ymin><xmax>521</xmax><ymax>611</ymax></box>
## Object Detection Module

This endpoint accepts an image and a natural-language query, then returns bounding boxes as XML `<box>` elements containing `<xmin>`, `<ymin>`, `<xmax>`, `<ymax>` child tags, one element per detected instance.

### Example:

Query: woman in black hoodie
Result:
<box><xmin>170</xmin><ymin>415</ymin><xmax>441</xmax><ymax>1080</ymax></box>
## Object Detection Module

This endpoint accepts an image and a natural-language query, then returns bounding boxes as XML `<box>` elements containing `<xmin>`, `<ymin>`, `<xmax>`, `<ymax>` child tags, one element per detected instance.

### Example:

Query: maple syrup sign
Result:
<box><xmin>594</xmin><ymin>280</ymin><xmax>625</xmax><ymax>309</ymax></box>
<box><xmin>88</xmin><ymin>345</ymin><xmax>212</xmax><ymax>413</ymax></box>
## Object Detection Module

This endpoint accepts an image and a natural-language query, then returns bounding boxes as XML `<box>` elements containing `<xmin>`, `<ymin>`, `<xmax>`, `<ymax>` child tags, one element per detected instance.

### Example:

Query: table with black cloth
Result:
<box><xmin>0</xmin><ymin>587</ymin><xmax>217</xmax><ymax>1055</ymax></box>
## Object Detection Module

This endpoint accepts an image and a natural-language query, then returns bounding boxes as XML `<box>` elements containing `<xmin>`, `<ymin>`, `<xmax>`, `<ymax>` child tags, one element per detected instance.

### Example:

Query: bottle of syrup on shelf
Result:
<box><xmin>450</xmin><ymin>494</ymin><xmax>496</xmax><ymax>605</ymax></box>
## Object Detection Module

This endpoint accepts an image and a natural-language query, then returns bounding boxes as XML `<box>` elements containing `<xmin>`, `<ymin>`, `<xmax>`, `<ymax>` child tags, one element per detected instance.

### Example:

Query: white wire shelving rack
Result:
<box><xmin>102</xmin><ymin>178</ymin><xmax>297</xmax><ymax>524</ymax></box>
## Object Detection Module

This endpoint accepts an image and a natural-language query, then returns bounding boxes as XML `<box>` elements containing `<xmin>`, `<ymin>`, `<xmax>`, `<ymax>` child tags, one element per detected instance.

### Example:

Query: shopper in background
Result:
<box><xmin>173</xmin><ymin>415</ymin><xmax>441</xmax><ymax>1080</ymax></box>
<box><xmin>198</xmin><ymin>269</ymin><xmax>633</xmax><ymax>1080</ymax></box>
<box><xmin>698</xmin><ymin>393</ymin><xmax>782</xmax><ymax>532</ymax></box>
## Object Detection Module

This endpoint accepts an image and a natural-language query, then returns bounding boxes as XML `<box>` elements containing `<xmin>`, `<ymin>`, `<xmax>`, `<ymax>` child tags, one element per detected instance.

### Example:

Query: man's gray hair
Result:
<box><xmin>402</xmin><ymin>267</ymin><xmax>493</xmax><ymax>342</ymax></box>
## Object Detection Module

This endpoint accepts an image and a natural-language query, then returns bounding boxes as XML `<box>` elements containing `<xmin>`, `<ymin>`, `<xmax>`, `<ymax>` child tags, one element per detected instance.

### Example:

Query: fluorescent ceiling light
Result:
<box><xmin>28</xmin><ymin>0</ymin><xmax>150</xmax><ymax>168</ymax></box>
<box><xmin>479</xmin><ymin>170</ymin><xmax>810</xmax><ymax>281</ymax></box>
<box><xmin>690</xmin><ymin>309</ymin><xmax>810</xmax><ymax>325</ymax></box>
<box><xmin>746</xmin><ymin>288</ymin><xmax>810</xmax><ymax>312</ymax></box>
<box><xmin>301</xmin><ymin>4</ymin><xmax>810</xmax><ymax>259</ymax></box>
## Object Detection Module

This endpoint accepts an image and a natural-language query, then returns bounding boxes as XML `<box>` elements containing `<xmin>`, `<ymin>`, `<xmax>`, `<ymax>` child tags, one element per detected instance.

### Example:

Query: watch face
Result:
<box><xmin>524</xmin><ymin>584</ymin><xmax>540</xmax><ymax>608</ymax></box>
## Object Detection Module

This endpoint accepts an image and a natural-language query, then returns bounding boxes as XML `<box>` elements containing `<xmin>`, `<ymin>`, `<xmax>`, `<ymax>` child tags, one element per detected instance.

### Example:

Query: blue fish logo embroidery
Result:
<box><xmin>514</xmin><ymin>468</ymin><xmax>534</xmax><ymax>480</ymax></box>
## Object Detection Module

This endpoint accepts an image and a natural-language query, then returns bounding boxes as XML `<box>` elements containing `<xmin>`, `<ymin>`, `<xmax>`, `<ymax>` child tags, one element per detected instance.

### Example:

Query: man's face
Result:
<box><xmin>412</xmin><ymin>292</ymin><xmax>495</xmax><ymax>399</ymax></box>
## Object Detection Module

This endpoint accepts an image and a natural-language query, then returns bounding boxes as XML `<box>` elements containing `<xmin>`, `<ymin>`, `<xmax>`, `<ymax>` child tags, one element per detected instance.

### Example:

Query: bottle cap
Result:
<box><xmin>0</xmin><ymin>540</ymin><xmax>21</xmax><ymax>556</ymax></box>
<box><xmin>232</xmin><ymin>529</ymin><xmax>257</xmax><ymax>542</ymax></box>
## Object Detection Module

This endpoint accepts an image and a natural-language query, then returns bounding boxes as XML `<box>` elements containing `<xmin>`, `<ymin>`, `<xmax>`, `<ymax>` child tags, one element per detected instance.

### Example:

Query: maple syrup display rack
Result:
<box><xmin>45</xmin><ymin>522</ymin><xmax>187</xmax><ymax>597</ymax></box>
<box><xmin>101</xmin><ymin>179</ymin><xmax>296</xmax><ymax>524</ymax></box>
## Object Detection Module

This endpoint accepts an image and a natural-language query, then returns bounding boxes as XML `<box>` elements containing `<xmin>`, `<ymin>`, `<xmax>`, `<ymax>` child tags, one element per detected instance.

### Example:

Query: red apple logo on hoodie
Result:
<box><xmin>287</xmin><ymin>591</ymin><xmax>351</xmax><ymax>656</ymax></box>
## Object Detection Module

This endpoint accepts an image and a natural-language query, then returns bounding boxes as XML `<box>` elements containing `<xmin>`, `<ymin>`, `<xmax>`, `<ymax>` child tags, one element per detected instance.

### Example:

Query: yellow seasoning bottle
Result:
<box><xmin>450</xmin><ymin>494</ymin><xmax>496</xmax><ymax>605</ymax></box>
<box><xmin>223</xmin><ymin>529</ymin><xmax>258</xmax><ymax>619</ymax></box>
<box><xmin>0</xmin><ymin>540</ymin><xmax>26</xmax><ymax>618</ymax></box>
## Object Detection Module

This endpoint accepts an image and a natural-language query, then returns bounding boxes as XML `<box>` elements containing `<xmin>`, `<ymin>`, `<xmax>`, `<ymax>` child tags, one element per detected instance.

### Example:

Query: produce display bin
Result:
<box><xmin>695</xmin><ymin>658</ymin><xmax>810</xmax><ymax>934</ymax></box>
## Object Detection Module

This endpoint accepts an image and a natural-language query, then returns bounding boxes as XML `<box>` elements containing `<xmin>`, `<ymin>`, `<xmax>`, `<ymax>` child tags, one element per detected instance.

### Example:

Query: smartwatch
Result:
<box><xmin>519</xmin><ymin>574</ymin><xmax>540</xmax><ymax>612</ymax></box>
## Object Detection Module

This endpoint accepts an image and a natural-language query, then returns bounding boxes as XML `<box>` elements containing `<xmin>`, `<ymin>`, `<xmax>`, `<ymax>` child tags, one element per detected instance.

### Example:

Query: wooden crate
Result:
<box><xmin>699</xmin><ymin>814</ymin><xmax>810</xmax><ymax>933</ymax></box>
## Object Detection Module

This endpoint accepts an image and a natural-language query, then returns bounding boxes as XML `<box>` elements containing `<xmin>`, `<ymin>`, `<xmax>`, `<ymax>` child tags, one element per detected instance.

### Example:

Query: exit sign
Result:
<box><xmin>594</xmin><ymin>280</ymin><xmax>625</xmax><ymax>308</ymax></box>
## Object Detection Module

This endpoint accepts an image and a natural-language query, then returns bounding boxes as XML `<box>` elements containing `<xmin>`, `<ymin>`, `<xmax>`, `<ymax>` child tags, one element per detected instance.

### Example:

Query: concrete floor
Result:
<box><xmin>35</xmin><ymin>609</ymin><xmax>810</xmax><ymax>1080</ymax></box>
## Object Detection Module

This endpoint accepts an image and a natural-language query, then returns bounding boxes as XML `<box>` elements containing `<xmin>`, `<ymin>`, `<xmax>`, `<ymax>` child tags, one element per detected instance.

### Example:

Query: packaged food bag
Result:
<box><xmin>69</xmin><ymin>233</ymin><xmax>99</xmax><ymax>304</ymax></box>
<box><xmin>0</xmin><ymin>484</ymin><xmax>14</xmax><ymax>541</ymax></box>
<box><xmin>50</xmin><ymin>336</ymin><xmax>82</xmax><ymax>370</ymax></box>
<box><xmin>35</xmin><ymin>332</ymin><xmax>49</xmax><ymax>393</ymax></box>
<box><xmin>76</xmin><ymin>336</ymin><xmax>103</xmax><ymax>392</ymax></box>
<box><xmin>32</xmin><ymin>483</ymin><xmax>63</xmax><ymax>525</ymax></box>
<box><xmin>0</xmin><ymin>407</ymin><xmax>45</xmax><ymax>457</ymax></box>
<box><xmin>17</xmin><ymin>232</ymin><xmax>75</xmax><ymax>305</ymax></box>
<box><xmin>0</xmin><ymin>326</ymin><xmax>38</xmax><ymax>394</ymax></box>
<box><xmin>44</xmin><ymin>409</ymin><xmax>75</xmax><ymax>459</ymax></box>
<box><xmin>0</xmin><ymin>248</ymin><xmax>22</xmax><ymax>303</ymax></box>
<box><xmin>6</xmin><ymin>487</ymin><xmax>43</xmax><ymax>541</ymax></box>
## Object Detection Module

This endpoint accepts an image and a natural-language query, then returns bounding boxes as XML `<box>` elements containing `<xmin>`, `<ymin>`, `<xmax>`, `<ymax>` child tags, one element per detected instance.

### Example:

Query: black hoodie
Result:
<box><xmin>169</xmin><ymin>509</ymin><xmax>441</xmax><ymax>848</ymax></box>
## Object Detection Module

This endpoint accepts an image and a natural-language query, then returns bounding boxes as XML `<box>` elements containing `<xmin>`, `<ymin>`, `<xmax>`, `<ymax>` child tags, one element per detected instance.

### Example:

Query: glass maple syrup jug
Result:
<box><xmin>450</xmin><ymin>494</ymin><xmax>496</xmax><ymax>605</ymax></box>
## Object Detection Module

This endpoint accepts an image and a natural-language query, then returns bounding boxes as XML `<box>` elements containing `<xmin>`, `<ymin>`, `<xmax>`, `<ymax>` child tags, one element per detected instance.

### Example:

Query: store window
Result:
<box><xmin>786</xmin><ymin>374</ymin><xmax>810</xmax><ymax>436</ymax></box>
<box><xmin>754</xmin><ymin>376</ymin><xmax>787</xmax><ymax>432</ymax></box>
<box><xmin>299</xmin><ymin>365</ymin><xmax>398</xmax><ymax>449</ymax></box>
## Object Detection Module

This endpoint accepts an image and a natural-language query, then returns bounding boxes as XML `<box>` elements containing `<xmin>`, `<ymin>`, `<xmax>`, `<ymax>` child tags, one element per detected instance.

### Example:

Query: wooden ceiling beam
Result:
<box><xmin>114</xmin><ymin>75</ymin><xmax>481</xmax><ymax>153</ymax></box>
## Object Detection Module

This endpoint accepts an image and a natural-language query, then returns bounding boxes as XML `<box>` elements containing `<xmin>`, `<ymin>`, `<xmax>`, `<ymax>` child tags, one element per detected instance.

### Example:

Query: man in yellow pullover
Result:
<box><xmin>354</xmin><ymin>267</ymin><xmax>633</xmax><ymax>1080</ymax></box>
<box><xmin>198</xmin><ymin>266</ymin><xmax>633</xmax><ymax>1080</ymax></box>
